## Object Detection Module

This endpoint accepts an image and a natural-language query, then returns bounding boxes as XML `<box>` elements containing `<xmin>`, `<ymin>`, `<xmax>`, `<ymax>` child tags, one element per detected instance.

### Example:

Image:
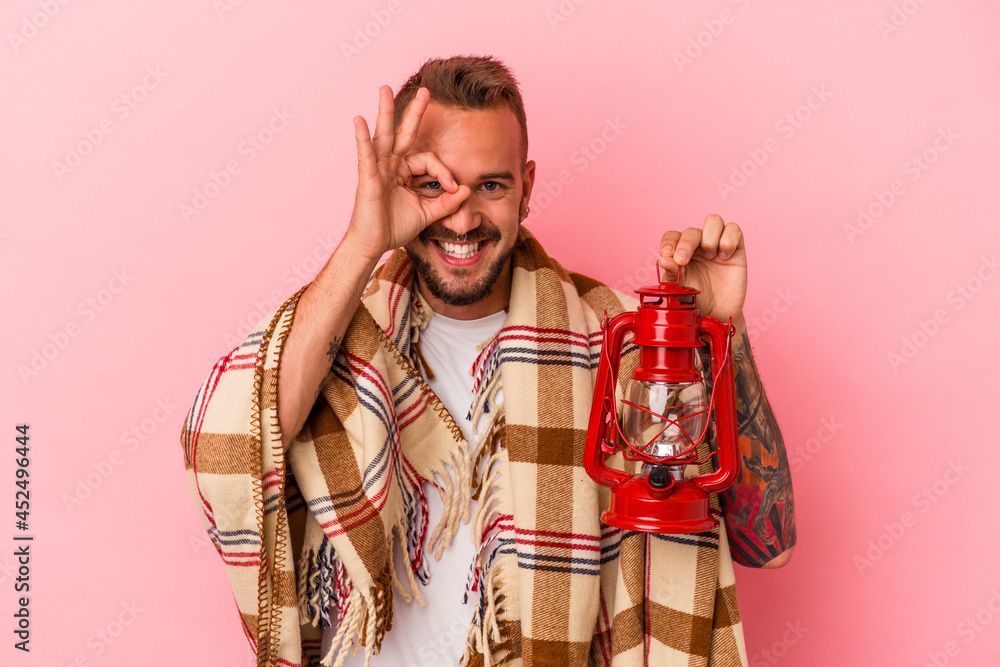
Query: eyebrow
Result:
<box><xmin>411</xmin><ymin>170</ymin><xmax>516</xmax><ymax>183</ymax></box>
<box><xmin>478</xmin><ymin>171</ymin><xmax>516</xmax><ymax>182</ymax></box>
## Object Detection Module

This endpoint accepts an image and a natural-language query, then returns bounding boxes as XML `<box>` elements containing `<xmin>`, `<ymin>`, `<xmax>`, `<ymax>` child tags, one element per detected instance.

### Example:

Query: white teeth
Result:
<box><xmin>436</xmin><ymin>240</ymin><xmax>482</xmax><ymax>259</ymax></box>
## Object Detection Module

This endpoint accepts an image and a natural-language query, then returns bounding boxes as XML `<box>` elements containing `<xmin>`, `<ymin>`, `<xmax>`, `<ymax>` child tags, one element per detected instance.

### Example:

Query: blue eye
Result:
<box><xmin>482</xmin><ymin>181</ymin><xmax>499</xmax><ymax>192</ymax></box>
<box><xmin>425</xmin><ymin>181</ymin><xmax>442</xmax><ymax>190</ymax></box>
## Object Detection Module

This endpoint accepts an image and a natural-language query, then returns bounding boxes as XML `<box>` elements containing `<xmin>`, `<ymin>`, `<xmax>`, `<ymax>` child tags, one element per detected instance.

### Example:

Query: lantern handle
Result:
<box><xmin>657</xmin><ymin>258</ymin><xmax>683</xmax><ymax>286</ymax></box>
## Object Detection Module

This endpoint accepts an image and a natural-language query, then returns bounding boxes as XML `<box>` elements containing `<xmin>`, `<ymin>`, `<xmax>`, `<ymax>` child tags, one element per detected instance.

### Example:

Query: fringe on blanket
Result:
<box><xmin>300</xmin><ymin>271</ymin><xmax>521</xmax><ymax>666</ymax></box>
<box><xmin>458</xmin><ymin>408</ymin><xmax>518</xmax><ymax>666</ymax></box>
<box><xmin>297</xmin><ymin>449</ymin><xmax>474</xmax><ymax>667</ymax></box>
<box><xmin>469</xmin><ymin>329</ymin><xmax>503</xmax><ymax>432</ymax></box>
<box><xmin>315</xmin><ymin>564</ymin><xmax>393</xmax><ymax>667</ymax></box>
<box><xmin>296</xmin><ymin>335</ymin><xmax>483</xmax><ymax>666</ymax></box>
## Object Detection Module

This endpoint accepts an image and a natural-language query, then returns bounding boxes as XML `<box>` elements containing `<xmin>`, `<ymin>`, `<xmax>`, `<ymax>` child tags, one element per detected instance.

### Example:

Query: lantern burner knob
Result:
<box><xmin>647</xmin><ymin>466</ymin><xmax>672</xmax><ymax>490</ymax></box>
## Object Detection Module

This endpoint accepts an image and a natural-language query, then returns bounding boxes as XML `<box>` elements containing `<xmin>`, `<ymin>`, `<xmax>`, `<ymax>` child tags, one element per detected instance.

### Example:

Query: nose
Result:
<box><xmin>442</xmin><ymin>197</ymin><xmax>480</xmax><ymax>237</ymax></box>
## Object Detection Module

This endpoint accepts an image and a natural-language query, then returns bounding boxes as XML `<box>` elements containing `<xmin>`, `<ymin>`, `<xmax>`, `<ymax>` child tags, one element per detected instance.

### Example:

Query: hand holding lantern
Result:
<box><xmin>584</xmin><ymin>269</ymin><xmax>740</xmax><ymax>534</ymax></box>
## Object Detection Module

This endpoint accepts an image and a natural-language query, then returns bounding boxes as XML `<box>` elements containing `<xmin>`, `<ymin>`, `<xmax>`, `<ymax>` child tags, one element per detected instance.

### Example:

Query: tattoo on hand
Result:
<box><xmin>714</xmin><ymin>329</ymin><xmax>796</xmax><ymax>567</ymax></box>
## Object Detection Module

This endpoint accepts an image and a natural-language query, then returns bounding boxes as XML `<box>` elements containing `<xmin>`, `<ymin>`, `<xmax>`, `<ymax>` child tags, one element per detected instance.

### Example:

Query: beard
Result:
<box><xmin>407</xmin><ymin>224</ymin><xmax>515</xmax><ymax>307</ymax></box>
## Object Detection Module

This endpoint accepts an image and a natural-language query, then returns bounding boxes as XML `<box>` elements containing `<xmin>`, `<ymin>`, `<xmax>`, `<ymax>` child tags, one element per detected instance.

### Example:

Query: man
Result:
<box><xmin>182</xmin><ymin>55</ymin><xmax>794</xmax><ymax>667</ymax></box>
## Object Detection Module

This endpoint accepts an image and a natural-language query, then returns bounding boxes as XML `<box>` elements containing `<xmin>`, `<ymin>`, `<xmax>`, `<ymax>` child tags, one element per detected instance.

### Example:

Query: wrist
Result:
<box><xmin>304</xmin><ymin>233</ymin><xmax>382</xmax><ymax>300</ymax></box>
<box><xmin>339</xmin><ymin>228</ymin><xmax>386</xmax><ymax>269</ymax></box>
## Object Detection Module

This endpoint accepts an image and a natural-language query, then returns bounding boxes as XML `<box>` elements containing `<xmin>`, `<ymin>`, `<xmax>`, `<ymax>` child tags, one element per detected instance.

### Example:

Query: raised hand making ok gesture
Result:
<box><xmin>344</xmin><ymin>86</ymin><xmax>472</xmax><ymax>264</ymax></box>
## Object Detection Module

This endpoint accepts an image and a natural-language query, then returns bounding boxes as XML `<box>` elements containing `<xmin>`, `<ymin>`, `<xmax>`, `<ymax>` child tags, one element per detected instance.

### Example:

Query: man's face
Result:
<box><xmin>403</xmin><ymin>101</ymin><xmax>534</xmax><ymax>319</ymax></box>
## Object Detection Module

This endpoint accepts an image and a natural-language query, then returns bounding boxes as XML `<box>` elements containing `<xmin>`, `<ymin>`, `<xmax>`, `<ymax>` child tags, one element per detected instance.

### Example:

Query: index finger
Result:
<box><xmin>391</xmin><ymin>87</ymin><xmax>430</xmax><ymax>157</ymax></box>
<box><xmin>371</xmin><ymin>85</ymin><xmax>396</xmax><ymax>160</ymax></box>
<box><xmin>353</xmin><ymin>115</ymin><xmax>377</xmax><ymax>183</ymax></box>
<box><xmin>672</xmin><ymin>227</ymin><xmax>704</xmax><ymax>266</ymax></box>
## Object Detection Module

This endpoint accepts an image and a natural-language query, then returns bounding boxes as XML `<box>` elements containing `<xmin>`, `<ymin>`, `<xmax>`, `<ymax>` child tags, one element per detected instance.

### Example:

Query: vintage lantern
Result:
<box><xmin>585</xmin><ymin>270</ymin><xmax>740</xmax><ymax>534</ymax></box>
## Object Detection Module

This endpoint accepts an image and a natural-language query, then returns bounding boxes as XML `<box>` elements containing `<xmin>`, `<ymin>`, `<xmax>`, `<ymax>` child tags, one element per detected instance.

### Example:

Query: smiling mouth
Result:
<box><xmin>434</xmin><ymin>239</ymin><xmax>484</xmax><ymax>259</ymax></box>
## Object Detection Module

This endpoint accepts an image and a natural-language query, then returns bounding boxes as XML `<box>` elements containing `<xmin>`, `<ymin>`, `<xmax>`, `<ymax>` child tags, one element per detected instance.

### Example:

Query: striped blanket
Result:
<box><xmin>181</xmin><ymin>227</ymin><xmax>747</xmax><ymax>666</ymax></box>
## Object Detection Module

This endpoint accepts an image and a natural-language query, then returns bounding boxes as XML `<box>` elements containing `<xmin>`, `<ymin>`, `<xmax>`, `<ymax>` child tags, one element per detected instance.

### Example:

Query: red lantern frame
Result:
<box><xmin>584</xmin><ymin>273</ymin><xmax>741</xmax><ymax>534</ymax></box>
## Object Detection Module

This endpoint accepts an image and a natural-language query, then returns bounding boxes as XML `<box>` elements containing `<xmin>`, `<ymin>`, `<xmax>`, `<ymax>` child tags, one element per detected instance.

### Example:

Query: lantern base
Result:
<box><xmin>602</xmin><ymin>478</ymin><xmax>718</xmax><ymax>534</ymax></box>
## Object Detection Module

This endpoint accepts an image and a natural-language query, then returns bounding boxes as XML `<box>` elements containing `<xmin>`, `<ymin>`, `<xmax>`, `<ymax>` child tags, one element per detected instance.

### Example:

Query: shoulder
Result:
<box><xmin>513</xmin><ymin>227</ymin><xmax>638</xmax><ymax>316</ymax></box>
<box><xmin>567</xmin><ymin>270</ymin><xmax>639</xmax><ymax>316</ymax></box>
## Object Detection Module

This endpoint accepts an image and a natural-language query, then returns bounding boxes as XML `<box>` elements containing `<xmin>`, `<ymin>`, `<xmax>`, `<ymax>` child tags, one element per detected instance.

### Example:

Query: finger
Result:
<box><xmin>371</xmin><ymin>85</ymin><xmax>396</xmax><ymax>160</ymax></box>
<box><xmin>673</xmin><ymin>227</ymin><xmax>704</xmax><ymax>266</ymax></box>
<box><xmin>718</xmin><ymin>222</ymin><xmax>743</xmax><ymax>260</ymax></box>
<box><xmin>392</xmin><ymin>87</ymin><xmax>430</xmax><ymax>157</ymax></box>
<box><xmin>699</xmin><ymin>214</ymin><xmax>725</xmax><ymax>258</ymax></box>
<box><xmin>422</xmin><ymin>184</ymin><xmax>472</xmax><ymax>222</ymax></box>
<box><xmin>353</xmin><ymin>115</ymin><xmax>377</xmax><ymax>183</ymax></box>
<box><xmin>658</xmin><ymin>252</ymin><xmax>681</xmax><ymax>280</ymax></box>
<box><xmin>403</xmin><ymin>151</ymin><xmax>459</xmax><ymax>192</ymax></box>
<box><xmin>658</xmin><ymin>230</ymin><xmax>681</xmax><ymax>269</ymax></box>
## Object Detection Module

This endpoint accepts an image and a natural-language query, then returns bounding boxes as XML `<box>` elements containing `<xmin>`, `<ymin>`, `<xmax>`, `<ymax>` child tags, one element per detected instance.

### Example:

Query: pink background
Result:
<box><xmin>3</xmin><ymin>1</ymin><xmax>999</xmax><ymax>665</ymax></box>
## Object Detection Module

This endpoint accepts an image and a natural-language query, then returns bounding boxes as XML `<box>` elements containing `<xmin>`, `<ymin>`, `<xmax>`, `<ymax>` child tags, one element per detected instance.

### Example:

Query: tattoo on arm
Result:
<box><xmin>309</xmin><ymin>336</ymin><xmax>341</xmax><ymax>409</ymax></box>
<box><xmin>715</xmin><ymin>329</ymin><xmax>796</xmax><ymax>567</ymax></box>
<box><xmin>327</xmin><ymin>336</ymin><xmax>341</xmax><ymax>368</ymax></box>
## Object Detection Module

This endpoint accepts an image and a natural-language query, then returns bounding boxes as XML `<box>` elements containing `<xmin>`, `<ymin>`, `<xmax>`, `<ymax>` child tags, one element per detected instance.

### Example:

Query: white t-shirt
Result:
<box><xmin>321</xmin><ymin>309</ymin><xmax>506</xmax><ymax>666</ymax></box>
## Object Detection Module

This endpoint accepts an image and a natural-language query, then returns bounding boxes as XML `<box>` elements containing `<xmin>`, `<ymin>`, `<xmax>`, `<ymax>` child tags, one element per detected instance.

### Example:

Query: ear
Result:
<box><xmin>521</xmin><ymin>159</ymin><xmax>536</xmax><ymax>219</ymax></box>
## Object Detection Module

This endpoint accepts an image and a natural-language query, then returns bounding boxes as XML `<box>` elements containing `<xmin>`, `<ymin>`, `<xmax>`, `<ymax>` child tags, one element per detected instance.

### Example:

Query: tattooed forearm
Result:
<box><xmin>717</xmin><ymin>328</ymin><xmax>796</xmax><ymax>567</ymax></box>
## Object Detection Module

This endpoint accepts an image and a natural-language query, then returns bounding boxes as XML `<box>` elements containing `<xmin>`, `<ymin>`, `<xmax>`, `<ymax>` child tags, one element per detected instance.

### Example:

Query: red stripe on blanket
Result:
<box><xmin>319</xmin><ymin>466</ymin><xmax>395</xmax><ymax>537</ymax></box>
<box><xmin>496</xmin><ymin>333</ymin><xmax>592</xmax><ymax>351</ymax></box>
<box><xmin>388</xmin><ymin>257</ymin><xmax>411</xmax><ymax>285</ymax></box>
<box><xmin>396</xmin><ymin>397</ymin><xmax>430</xmax><ymax>432</ymax></box>
<box><xmin>501</xmin><ymin>332</ymin><xmax>592</xmax><ymax>345</ymax></box>
<box><xmin>386</xmin><ymin>261</ymin><xmax>413</xmax><ymax>332</ymax></box>
<box><xmin>601</xmin><ymin>524</ymin><xmax>623</xmax><ymax>538</ymax></box>
<box><xmin>340</xmin><ymin>358</ymin><xmax>423</xmax><ymax>493</ymax></box>
<box><xmin>262</xmin><ymin>469</ymin><xmax>283</xmax><ymax>491</ymax></box>
<box><xmin>342</xmin><ymin>353</ymin><xmax>426</xmax><ymax>496</ymax></box>
<box><xmin>500</xmin><ymin>324</ymin><xmax>592</xmax><ymax>343</ymax></box>
<box><xmin>222</xmin><ymin>556</ymin><xmax>261</xmax><ymax>567</ymax></box>
<box><xmin>220</xmin><ymin>546</ymin><xmax>261</xmax><ymax>557</ymax></box>
<box><xmin>498</xmin><ymin>515</ymin><xmax>601</xmax><ymax>542</ymax></box>
<box><xmin>395</xmin><ymin>389</ymin><xmax>429</xmax><ymax>426</ymax></box>
<box><xmin>224</xmin><ymin>363</ymin><xmax>257</xmax><ymax>371</ymax></box>
<box><xmin>480</xmin><ymin>515</ymin><xmax>508</xmax><ymax>542</ymax></box>
<box><xmin>514</xmin><ymin>538</ymin><xmax>601</xmax><ymax>552</ymax></box>
<box><xmin>347</xmin><ymin>355</ymin><xmax>394</xmax><ymax>418</ymax></box>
